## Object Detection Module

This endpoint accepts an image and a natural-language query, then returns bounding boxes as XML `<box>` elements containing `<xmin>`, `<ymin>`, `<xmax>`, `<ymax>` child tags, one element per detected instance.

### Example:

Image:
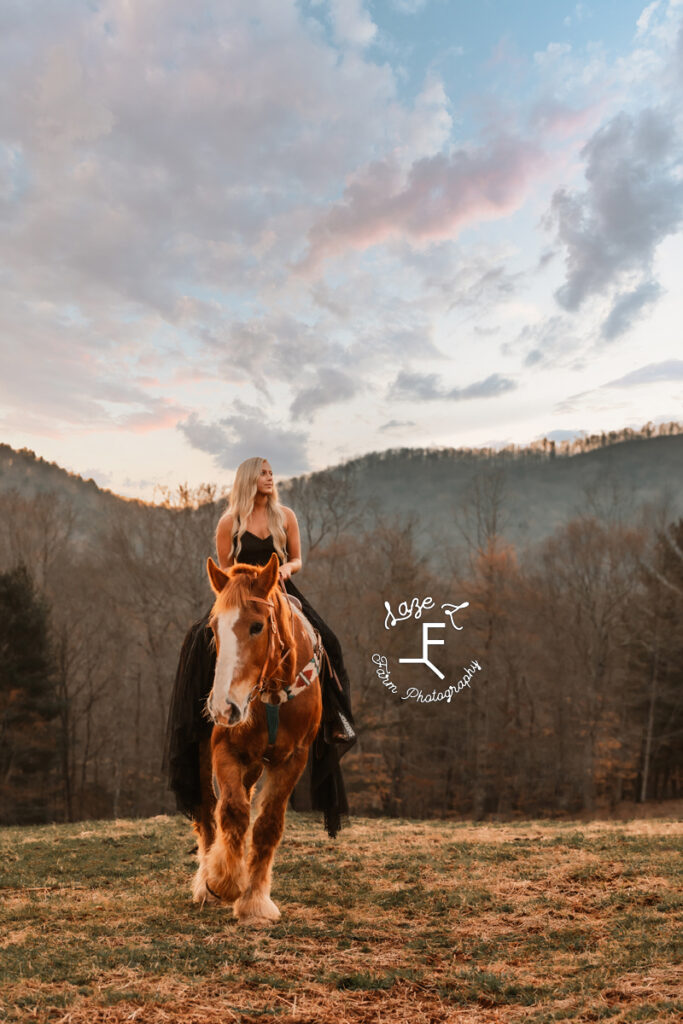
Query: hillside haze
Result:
<box><xmin>2</xmin><ymin>432</ymin><xmax>682</xmax><ymax>561</ymax></box>
<box><xmin>337</xmin><ymin>432</ymin><xmax>683</xmax><ymax>561</ymax></box>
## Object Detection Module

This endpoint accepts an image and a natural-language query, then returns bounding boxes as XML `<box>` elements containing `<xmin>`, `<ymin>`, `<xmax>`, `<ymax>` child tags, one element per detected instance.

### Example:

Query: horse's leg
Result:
<box><xmin>243</xmin><ymin>762</ymin><xmax>263</xmax><ymax>801</ymax></box>
<box><xmin>235</xmin><ymin>746</ymin><xmax>309</xmax><ymax>926</ymax></box>
<box><xmin>192</xmin><ymin>736</ymin><xmax>218</xmax><ymax>903</ymax></box>
<box><xmin>204</xmin><ymin>741</ymin><xmax>250</xmax><ymax>903</ymax></box>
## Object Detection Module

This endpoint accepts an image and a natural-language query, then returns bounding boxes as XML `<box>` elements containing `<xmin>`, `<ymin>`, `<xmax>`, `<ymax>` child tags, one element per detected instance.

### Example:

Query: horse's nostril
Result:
<box><xmin>227</xmin><ymin>702</ymin><xmax>242</xmax><ymax>724</ymax></box>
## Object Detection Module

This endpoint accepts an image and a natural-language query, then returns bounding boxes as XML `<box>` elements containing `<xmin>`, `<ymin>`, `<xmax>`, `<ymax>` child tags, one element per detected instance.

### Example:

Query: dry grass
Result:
<box><xmin>1</xmin><ymin>811</ymin><xmax>681</xmax><ymax>1023</ymax></box>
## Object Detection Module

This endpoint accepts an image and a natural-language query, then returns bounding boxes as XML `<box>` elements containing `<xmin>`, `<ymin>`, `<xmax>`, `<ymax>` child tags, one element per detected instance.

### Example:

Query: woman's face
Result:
<box><xmin>256</xmin><ymin>460</ymin><xmax>274</xmax><ymax>496</ymax></box>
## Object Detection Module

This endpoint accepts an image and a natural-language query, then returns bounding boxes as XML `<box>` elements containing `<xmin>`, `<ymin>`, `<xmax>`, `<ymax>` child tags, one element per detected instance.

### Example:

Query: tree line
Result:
<box><xmin>351</xmin><ymin>419</ymin><xmax>683</xmax><ymax>466</ymax></box>
<box><xmin>0</xmin><ymin>468</ymin><xmax>680</xmax><ymax>825</ymax></box>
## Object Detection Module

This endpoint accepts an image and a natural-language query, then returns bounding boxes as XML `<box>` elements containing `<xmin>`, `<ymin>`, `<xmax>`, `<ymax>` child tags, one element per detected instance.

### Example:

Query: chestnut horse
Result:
<box><xmin>192</xmin><ymin>552</ymin><xmax>322</xmax><ymax>926</ymax></box>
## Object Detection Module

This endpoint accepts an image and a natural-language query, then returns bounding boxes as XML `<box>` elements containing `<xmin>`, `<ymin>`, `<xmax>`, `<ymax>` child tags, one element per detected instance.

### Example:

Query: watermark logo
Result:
<box><xmin>372</xmin><ymin>594</ymin><xmax>482</xmax><ymax>704</ymax></box>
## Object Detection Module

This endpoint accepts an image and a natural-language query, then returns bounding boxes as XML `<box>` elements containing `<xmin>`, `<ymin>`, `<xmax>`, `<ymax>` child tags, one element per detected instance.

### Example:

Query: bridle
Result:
<box><xmin>246</xmin><ymin>585</ymin><xmax>293</xmax><ymax>700</ymax></box>
<box><xmin>243</xmin><ymin>583</ymin><xmax>323</xmax><ymax>756</ymax></box>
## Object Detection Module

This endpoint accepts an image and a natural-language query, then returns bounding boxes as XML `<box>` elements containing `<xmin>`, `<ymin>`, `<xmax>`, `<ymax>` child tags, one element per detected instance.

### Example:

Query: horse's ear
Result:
<box><xmin>207</xmin><ymin>557</ymin><xmax>229</xmax><ymax>594</ymax></box>
<box><xmin>252</xmin><ymin>552</ymin><xmax>280</xmax><ymax>597</ymax></box>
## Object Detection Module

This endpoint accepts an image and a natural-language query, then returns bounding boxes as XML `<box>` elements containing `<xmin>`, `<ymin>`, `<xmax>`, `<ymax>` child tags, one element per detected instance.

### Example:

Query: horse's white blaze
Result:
<box><xmin>209</xmin><ymin>609</ymin><xmax>247</xmax><ymax>718</ymax></box>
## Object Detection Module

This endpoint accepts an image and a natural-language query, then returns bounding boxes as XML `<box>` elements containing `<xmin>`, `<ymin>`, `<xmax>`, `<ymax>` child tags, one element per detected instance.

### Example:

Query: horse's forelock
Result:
<box><xmin>213</xmin><ymin>570</ymin><xmax>255</xmax><ymax>614</ymax></box>
<box><xmin>213</xmin><ymin>564</ymin><xmax>282</xmax><ymax>615</ymax></box>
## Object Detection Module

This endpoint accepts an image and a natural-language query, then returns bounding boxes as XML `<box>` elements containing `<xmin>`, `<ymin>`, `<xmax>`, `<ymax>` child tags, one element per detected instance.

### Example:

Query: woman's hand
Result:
<box><xmin>279</xmin><ymin>562</ymin><xmax>293</xmax><ymax>581</ymax></box>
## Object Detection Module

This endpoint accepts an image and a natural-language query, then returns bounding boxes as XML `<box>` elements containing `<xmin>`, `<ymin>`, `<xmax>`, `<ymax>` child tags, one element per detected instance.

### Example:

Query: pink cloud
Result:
<box><xmin>299</xmin><ymin>134</ymin><xmax>546</xmax><ymax>271</ymax></box>
<box><xmin>530</xmin><ymin>98</ymin><xmax>604</xmax><ymax>141</ymax></box>
<box><xmin>118</xmin><ymin>401</ymin><xmax>187</xmax><ymax>434</ymax></box>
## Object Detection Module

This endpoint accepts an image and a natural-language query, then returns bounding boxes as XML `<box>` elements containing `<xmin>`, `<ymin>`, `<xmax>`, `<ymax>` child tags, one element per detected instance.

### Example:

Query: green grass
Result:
<box><xmin>0</xmin><ymin>813</ymin><xmax>681</xmax><ymax>1023</ymax></box>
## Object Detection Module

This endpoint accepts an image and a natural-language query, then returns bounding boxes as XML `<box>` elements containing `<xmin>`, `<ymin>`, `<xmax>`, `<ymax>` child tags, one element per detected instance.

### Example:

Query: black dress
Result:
<box><xmin>164</xmin><ymin>530</ymin><xmax>356</xmax><ymax>838</ymax></box>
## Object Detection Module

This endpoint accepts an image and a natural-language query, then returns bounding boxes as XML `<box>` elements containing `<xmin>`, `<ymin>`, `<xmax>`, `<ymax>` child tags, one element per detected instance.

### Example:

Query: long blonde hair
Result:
<box><xmin>220</xmin><ymin>456</ymin><xmax>288</xmax><ymax>563</ymax></box>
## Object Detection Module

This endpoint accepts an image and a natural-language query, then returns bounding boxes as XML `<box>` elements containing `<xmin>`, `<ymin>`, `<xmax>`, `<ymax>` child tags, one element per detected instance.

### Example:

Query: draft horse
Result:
<box><xmin>192</xmin><ymin>552</ymin><xmax>322</xmax><ymax>926</ymax></box>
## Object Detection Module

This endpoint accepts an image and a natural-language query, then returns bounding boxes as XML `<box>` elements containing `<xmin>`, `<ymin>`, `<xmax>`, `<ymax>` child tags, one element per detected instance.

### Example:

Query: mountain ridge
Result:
<box><xmin>2</xmin><ymin>427</ymin><xmax>682</xmax><ymax>559</ymax></box>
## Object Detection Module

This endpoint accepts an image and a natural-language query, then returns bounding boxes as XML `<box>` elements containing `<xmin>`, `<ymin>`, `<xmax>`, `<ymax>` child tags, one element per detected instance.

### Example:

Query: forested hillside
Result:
<box><xmin>3</xmin><ymin>421</ymin><xmax>683</xmax><ymax>561</ymax></box>
<box><xmin>0</xmin><ymin>425</ymin><xmax>682</xmax><ymax>825</ymax></box>
<box><xmin>339</xmin><ymin>423</ymin><xmax>683</xmax><ymax>560</ymax></box>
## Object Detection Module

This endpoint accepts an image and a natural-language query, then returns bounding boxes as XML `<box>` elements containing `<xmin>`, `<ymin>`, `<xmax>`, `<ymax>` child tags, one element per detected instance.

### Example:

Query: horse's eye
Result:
<box><xmin>250</xmin><ymin>622</ymin><xmax>264</xmax><ymax>636</ymax></box>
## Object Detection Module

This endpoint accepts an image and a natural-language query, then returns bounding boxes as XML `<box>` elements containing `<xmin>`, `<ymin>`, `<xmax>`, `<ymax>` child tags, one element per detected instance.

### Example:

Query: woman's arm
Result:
<box><xmin>280</xmin><ymin>507</ymin><xmax>302</xmax><ymax>580</ymax></box>
<box><xmin>216</xmin><ymin>514</ymin><xmax>235</xmax><ymax>570</ymax></box>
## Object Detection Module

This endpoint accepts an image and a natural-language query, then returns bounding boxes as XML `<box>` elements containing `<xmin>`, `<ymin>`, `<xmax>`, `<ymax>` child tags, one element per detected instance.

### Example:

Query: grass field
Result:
<box><xmin>0</xmin><ymin>811</ymin><xmax>681</xmax><ymax>1023</ymax></box>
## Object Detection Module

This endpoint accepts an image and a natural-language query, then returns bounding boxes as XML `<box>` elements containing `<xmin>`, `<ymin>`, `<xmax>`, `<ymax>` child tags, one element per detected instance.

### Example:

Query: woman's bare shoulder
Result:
<box><xmin>279</xmin><ymin>505</ymin><xmax>297</xmax><ymax>525</ymax></box>
<box><xmin>216</xmin><ymin>511</ymin><xmax>234</xmax><ymax>534</ymax></box>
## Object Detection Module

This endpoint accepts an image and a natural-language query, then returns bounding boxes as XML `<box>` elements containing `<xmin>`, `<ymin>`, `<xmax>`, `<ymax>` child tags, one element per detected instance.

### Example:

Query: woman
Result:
<box><xmin>164</xmin><ymin>456</ymin><xmax>356</xmax><ymax>838</ymax></box>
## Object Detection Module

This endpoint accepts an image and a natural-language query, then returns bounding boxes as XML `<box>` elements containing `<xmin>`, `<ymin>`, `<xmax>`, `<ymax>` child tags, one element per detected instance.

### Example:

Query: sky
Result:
<box><xmin>0</xmin><ymin>0</ymin><xmax>682</xmax><ymax>499</ymax></box>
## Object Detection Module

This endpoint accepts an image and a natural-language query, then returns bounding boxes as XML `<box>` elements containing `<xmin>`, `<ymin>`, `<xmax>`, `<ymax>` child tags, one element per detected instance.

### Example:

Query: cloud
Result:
<box><xmin>539</xmin><ymin>428</ymin><xmax>588</xmax><ymax>442</ymax></box>
<box><xmin>563</xmin><ymin>4</ymin><xmax>589</xmax><ymax>28</ymax></box>
<box><xmin>548</xmin><ymin>107</ymin><xmax>683</xmax><ymax>333</ymax></box>
<box><xmin>289</xmin><ymin>366</ymin><xmax>359</xmax><ymax>421</ymax></box>
<box><xmin>395</xmin><ymin>241</ymin><xmax>522</xmax><ymax>309</ymax></box>
<box><xmin>118</xmin><ymin>399</ymin><xmax>187</xmax><ymax>434</ymax></box>
<box><xmin>388</xmin><ymin>370</ymin><xmax>516</xmax><ymax>401</ymax></box>
<box><xmin>602</xmin><ymin>358</ymin><xmax>683</xmax><ymax>387</ymax></box>
<box><xmin>378</xmin><ymin>419</ymin><xmax>417</xmax><ymax>431</ymax></box>
<box><xmin>528</xmin><ymin>98</ymin><xmax>596</xmax><ymax>139</ymax></box>
<box><xmin>0</xmin><ymin>297</ymin><xmax>188</xmax><ymax>433</ymax></box>
<box><xmin>389</xmin><ymin>371</ymin><xmax>441</xmax><ymax>400</ymax></box>
<box><xmin>329</xmin><ymin>0</ymin><xmax>377</xmax><ymax>48</ymax></box>
<box><xmin>0</xmin><ymin>0</ymin><xmax>468</xmax><ymax>443</ymax></box>
<box><xmin>0</xmin><ymin>0</ymin><xmax>409</xmax><ymax>319</ymax></box>
<box><xmin>200</xmin><ymin>313</ymin><xmax>343</xmax><ymax>390</ymax></box>
<box><xmin>301</xmin><ymin>135</ymin><xmax>544</xmax><ymax>269</ymax></box>
<box><xmin>637</xmin><ymin>2</ymin><xmax>662</xmax><ymax>38</ymax></box>
<box><xmin>504</xmin><ymin>315</ymin><xmax>583</xmax><ymax>370</ymax></box>
<box><xmin>177</xmin><ymin>403</ymin><xmax>310</xmax><ymax>476</ymax></box>
<box><xmin>554</xmin><ymin>357</ymin><xmax>683</xmax><ymax>413</ymax></box>
<box><xmin>601</xmin><ymin>279</ymin><xmax>663</xmax><ymax>339</ymax></box>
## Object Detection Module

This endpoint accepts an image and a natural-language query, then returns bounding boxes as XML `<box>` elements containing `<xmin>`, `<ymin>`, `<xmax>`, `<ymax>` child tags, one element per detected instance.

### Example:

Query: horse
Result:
<box><xmin>191</xmin><ymin>552</ymin><xmax>323</xmax><ymax>926</ymax></box>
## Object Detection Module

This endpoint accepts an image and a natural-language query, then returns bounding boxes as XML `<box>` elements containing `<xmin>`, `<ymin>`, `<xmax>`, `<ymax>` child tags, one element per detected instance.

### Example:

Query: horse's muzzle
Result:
<box><xmin>212</xmin><ymin>701</ymin><xmax>242</xmax><ymax>727</ymax></box>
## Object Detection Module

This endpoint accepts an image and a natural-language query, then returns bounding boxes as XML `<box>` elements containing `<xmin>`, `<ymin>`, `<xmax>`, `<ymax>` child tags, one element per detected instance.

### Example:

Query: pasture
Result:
<box><xmin>0</xmin><ymin>812</ymin><xmax>681</xmax><ymax>1024</ymax></box>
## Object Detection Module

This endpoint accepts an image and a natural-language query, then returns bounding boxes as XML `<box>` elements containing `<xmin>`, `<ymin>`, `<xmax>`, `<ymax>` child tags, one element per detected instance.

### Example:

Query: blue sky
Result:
<box><xmin>0</xmin><ymin>0</ymin><xmax>681</xmax><ymax>498</ymax></box>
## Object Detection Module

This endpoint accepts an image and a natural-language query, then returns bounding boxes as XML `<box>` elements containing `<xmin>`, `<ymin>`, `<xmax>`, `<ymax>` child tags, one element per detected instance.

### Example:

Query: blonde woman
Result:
<box><xmin>215</xmin><ymin>456</ymin><xmax>300</xmax><ymax>583</ymax></box>
<box><xmin>165</xmin><ymin>457</ymin><xmax>356</xmax><ymax>838</ymax></box>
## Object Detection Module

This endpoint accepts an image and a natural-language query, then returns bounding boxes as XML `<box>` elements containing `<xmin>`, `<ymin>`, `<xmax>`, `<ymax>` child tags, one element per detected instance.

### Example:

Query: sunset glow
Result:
<box><xmin>1</xmin><ymin>0</ymin><xmax>681</xmax><ymax>497</ymax></box>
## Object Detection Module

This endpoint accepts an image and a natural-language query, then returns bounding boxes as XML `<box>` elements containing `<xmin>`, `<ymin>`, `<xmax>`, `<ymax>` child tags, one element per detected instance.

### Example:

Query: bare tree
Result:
<box><xmin>0</xmin><ymin>491</ymin><xmax>77</xmax><ymax>587</ymax></box>
<box><xmin>284</xmin><ymin>465</ymin><xmax>365</xmax><ymax>556</ymax></box>
<box><xmin>528</xmin><ymin>517</ymin><xmax>646</xmax><ymax>812</ymax></box>
<box><xmin>629</xmin><ymin>512</ymin><xmax>683</xmax><ymax>801</ymax></box>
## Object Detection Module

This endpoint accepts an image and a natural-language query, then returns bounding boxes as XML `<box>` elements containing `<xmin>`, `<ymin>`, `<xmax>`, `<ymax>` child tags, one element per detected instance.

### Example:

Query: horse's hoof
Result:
<box><xmin>206</xmin><ymin>878</ymin><xmax>242</xmax><ymax>903</ymax></box>
<box><xmin>235</xmin><ymin>892</ymin><xmax>281</xmax><ymax>925</ymax></box>
<box><xmin>192</xmin><ymin>868</ymin><xmax>222</xmax><ymax>904</ymax></box>
<box><xmin>203</xmin><ymin>862</ymin><xmax>245</xmax><ymax>903</ymax></box>
<box><xmin>192</xmin><ymin>866</ymin><xmax>215</xmax><ymax>904</ymax></box>
<box><xmin>192</xmin><ymin>883</ymin><xmax>220</xmax><ymax>905</ymax></box>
